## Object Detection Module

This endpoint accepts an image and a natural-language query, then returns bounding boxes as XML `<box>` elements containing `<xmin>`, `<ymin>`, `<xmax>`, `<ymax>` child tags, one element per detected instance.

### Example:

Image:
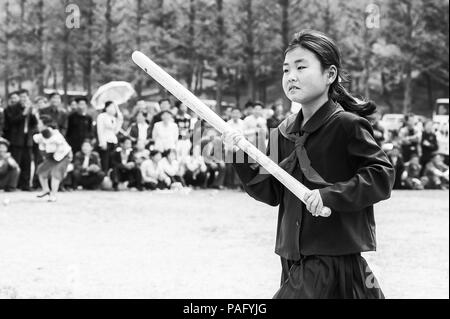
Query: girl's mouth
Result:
<box><xmin>288</xmin><ymin>86</ymin><xmax>300</xmax><ymax>93</ymax></box>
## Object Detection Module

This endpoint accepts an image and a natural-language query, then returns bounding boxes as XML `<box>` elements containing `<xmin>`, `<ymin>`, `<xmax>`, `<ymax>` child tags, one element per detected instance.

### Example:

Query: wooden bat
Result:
<box><xmin>132</xmin><ymin>51</ymin><xmax>331</xmax><ymax>217</ymax></box>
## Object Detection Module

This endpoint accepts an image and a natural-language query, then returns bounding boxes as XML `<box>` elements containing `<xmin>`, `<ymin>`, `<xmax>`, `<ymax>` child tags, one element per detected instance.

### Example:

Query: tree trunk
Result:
<box><xmin>134</xmin><ymin>0</ymin><xmax>143</xmax><ymax>97</ymax></box>
<box><xmin>3</xmin><ymin>0</ymin><xmax>11</xmax><ymax>98</ymax></box>
<box><xmin>402</xmin><ymin>1</ymin><xmax>413</xmax><ymax>114</ymax></box>
<box><xmin>362</xmin><ymin>25</ymin><xmax>371</xmax><ymax>99</ymax></box>
<box><xmin>18</xmin><ymin>0</ymin><xmax>27</xmax><ymax>89</ymax></box>
<box><xmin>215</xmin><ymin>0</ymin><xmax>224</xmax><ymax>114</ymax></box>
<box><xmin>425</xmin><ymin>72</ymin><xmax>434</xmax><ymax>115</ymax></box>
<box><xmin>36</xmin><ymin>0</ymin><xmax>45</xmax><ymax>95</ymax></box>
<box><xmin>244</xmin><ymin>0</ymin><xmax>255</xmax><ymax>101</ymax></box>
<box><xmin>103</xmin><ymin>0</ymin><xmax>114</xmax><ymax>83</ymax></box>
<box><xmin>185</xmin><ymin>0</ymin><xmax>196</xmax><ymax>91</ymax></box>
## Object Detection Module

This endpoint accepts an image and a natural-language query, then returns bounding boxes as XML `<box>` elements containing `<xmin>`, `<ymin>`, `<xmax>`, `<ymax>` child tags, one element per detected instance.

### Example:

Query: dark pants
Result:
<box><xmin>73</xmin><ymin>171</ymin><xmax>105</xmax><ymax>190</ymax></box>
<box><xmin>98</xmin><ymin>143</ymin><xmax>116</xmax><ymax>173</ymax></box>
<box><xmin>143</xmin><ymin>180</ymin><xmax>168</xmax><ymax>190</ymax></box>
<box><xmin>110</xmin><ymin>167</ymin><xmax>142</xmax><ymax>189</ymax></box>
<box><xmin>0</xmin><ymin>166</ymin><xmax>20</xmax><ymax>190</ymax></box>
<box><xmin>206</xmin><ymin>162</ymin><xmax>226</xmax><ymax>188</ymax></box>
<box><xmin>275</xmin><ymin>255</ymin><xmax>385</xmax><ymax>299</ymax></box>
<box><xmin>184</xmin><ymin>170</ymin><xmax>207</xmax><ymax>187</ymax></box>
<box><xmin>9</xmin><ymin>145</ymin><xmax>32</xmax><ymax>190</ymax></box>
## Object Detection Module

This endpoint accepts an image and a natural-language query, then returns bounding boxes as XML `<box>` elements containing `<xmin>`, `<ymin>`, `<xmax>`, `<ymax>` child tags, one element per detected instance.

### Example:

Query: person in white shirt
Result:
<box><xmin>183</xmin><ymin>144</ymin><xmax>208</xmax><ymax>188</ymax></box>
<box><xmin>243</xmin><ymin>104</ymin><xmax>267</xmax><ymax>146</ymax></box>
<box><xmin>140</xmin><ymin>150</ymin><xmax>170</xmax><ymax>190</ymax></box>
<box><xmin>96</xmin><ymin>101</ymin><xmax>124</xmax><ymax>173</ymax></box>
<box><xmin>159</xmin><ymin>148</ymin><xmax>185</xmax><ymax>186</ymax></box>
<box><xmin>152</xmin><ymin>111</ymin><xmax>179</xmax><ymax>152</ymax></box>
<box><xmin>33</xmin><ymin>127</ymin><xmax>73</xmax><ymax>202</ymax></box>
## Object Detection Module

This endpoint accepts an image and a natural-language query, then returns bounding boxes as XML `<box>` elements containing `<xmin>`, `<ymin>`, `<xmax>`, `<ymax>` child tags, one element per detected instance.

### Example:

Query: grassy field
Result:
<box><xmin>0</xmin><ymin>189</ymin><xmax>448</xmax><ymax>299</ymax></box>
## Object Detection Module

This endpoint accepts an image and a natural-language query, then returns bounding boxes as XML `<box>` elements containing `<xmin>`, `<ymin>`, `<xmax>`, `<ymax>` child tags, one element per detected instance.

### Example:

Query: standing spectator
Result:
<box><xmin>3</xmin><ymin>90</ymin><xmax>38</xmax><ymax>191</ymax></box>
<box><xmin>267</xmin><ymin>103</ymin><xmax>285</xmax><ymax>130</ymax></box>
<box><xmin>96</xmin><ymin>101</ymin><xmax>124</xmax><ymax>173</ymax></box>
<box><xmin>242</xmin><ymin>101</ymin><xmax>254</xmax><ymax>118</ymax></box>
<box><xmin>127</xmin><ymin>111</ymin><xmax>152</xmax><ymax>146</ymax></box>
<box><xmin>202</xmin><ymin>134</ymin><xmax>226</xmax><ymax>189</ymax></box>
<box><xmin>0</xmin><ymin>138</ymin><xmax>20</xmax><ymax>192</ymax></box>
<box><xmin>0</xmin><ymin>96</ymin><xmax>5</xmax><ymax>137</ymax></box>
<box><xmin>399</xmin><ymin>113</ymin><xmax>421</xmax><ymax>162</ymax></box>
<box><xmin>159</xmin><ymin>148</ymin><xmax>185</xmax><ymax>187</ymax></box>
<box><xmin>110</xmin><ymin>137</ymin><xmax>142</xmax><ymax>191</ymax></box>
<box><xmin>423</xmin><ymin>152</ymin><xmax>449</xmax><ymax>189</ymax></box>
<box><xmin>140</xmin><ymin>150</ymin><xmax>170</xmax><ymax>190</ymax></box>
<box><xmin>152</xmin><ymin>111</ymin><xmax>179</xmax><ymax>152</ymax></box>
<box><xmin>403</xmin><ymin>154</ymin><xmax>426</xmax><ymax>190</ymax></box>
<box><xmin>420</xmin><ymin>120</ymin><xmax>439</xmax><ymax>169</ymax></box>
<box><xmin>183</xmin><ymin>144</ymin><xmax>208</xmax><ymax>188</ymax></box>
<box><xmin>227</xmin><ymin>108</ymin><xmax>245</xmax><ymax>133</ymax></box>
<box><xmin>222</xmin><ymin>106</ymin><xmax>233</xmax><ymax>121</ymax></box>
<box><xmin>224</xmin><ymin>108</ymin><xmax>245</xmax><ymax>188</ymax></box>
<box><xmin>72</xmin><ymin>140</ymin><xmax>105</xmax><ymax>190</ymax></box>
<box><xmin>150</xmin><ymin>98</ymin><xmax>172</xmax><ymax>128</ymax></box>
<box><xmin>386</xmin><ymin>145</ymin><xmax>405</xmax><ymax>190</ymax></box>
<box><xmin>33</xmin><ymin>127</ymin><xmax>72</xmax><ymax>202</ymax></box>
<box><xmin>174</xmin><ymin>101</ymin><xmax>192</xmax><ymax>140</ymax></box>
<box><xmin>66</xmin><ymin>97</ymin><xmax>94</xmax><ymax>155</ymax></box>
<box><xmin>39</xmin><ymin>93</ymin><xmax>68</xmax><ymax>136</ymax></box>
<box><xmin>243</xmin><ymin>103</ymin><xmax>267</xmax><ymax>146</ymax></box>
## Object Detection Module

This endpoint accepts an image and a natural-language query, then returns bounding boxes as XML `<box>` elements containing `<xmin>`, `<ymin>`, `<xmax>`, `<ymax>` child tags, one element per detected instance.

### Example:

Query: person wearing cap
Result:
<box><xmin>0</xmin><ymin>138</ymin><xmax>20</xmax><ymax>192</ymax></box>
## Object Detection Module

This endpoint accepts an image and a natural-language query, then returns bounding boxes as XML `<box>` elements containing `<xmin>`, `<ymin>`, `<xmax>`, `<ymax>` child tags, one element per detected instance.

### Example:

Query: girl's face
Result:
<box><xmin>106</xmin><ymin>103</ymin><xmax>117</xmax><ymax>116</ymax></box>
<box><xmin>282</xmin><ymin>46</ymin><xmax>331</xmax><ymax>105</ymax></box>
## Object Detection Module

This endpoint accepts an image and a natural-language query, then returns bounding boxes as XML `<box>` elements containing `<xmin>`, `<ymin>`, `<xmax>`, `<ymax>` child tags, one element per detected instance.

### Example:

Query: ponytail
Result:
<box><xmin>329</xmin><ymin>81</ymin><xmax>377</xmax><ymax>120</ymax></box>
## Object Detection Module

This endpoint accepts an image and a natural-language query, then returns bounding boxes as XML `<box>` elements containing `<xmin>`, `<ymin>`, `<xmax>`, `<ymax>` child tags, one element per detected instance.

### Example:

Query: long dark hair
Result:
<box><xmin>285</xmin><ymin>30</ymin><xmax>376</xmax><ymax>119</ymax></box>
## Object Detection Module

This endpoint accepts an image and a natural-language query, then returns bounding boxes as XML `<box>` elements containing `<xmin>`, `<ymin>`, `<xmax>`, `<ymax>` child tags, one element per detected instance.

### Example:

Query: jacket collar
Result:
<box><xmin>286</xmin><ymin>99</ymin><xmax>343</xmax><ymax>134</ymax></box>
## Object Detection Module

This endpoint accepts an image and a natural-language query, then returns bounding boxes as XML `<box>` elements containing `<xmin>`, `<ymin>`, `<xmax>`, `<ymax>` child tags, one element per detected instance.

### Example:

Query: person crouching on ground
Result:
<box><xmin>72</xmin><ymin>140</ymin><xmax>105</xmax><ymax>190</ymax></box>
<box><xmin>33</xmin><ymin>126</ymin><xmax>73</xmax><ymax>202</ymax></box>
<box><xmin>159</xmin><ymin>148</ymin><xmax>186</xmax><ymax>188</ymax></box>
<box><xmin>110</xmin><ymin>137</ymin><xmax>143</xmax><ymax>191</ymax></box>
<box><xmin>140</xmin><ymin>150</ymin><xmax>171</xmax><ymax>190</ymax></box>
<box><xmin>0</xmin><ymin>137</ymin><xmax>20</xmax><ymax>192</ymax></box>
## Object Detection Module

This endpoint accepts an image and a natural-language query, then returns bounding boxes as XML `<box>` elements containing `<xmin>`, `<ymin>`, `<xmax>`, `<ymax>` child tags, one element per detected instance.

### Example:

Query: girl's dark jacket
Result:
<box><xmin>233</xmin><ymin>99</ymin><xmax>395</xmax><ymax>261</ymax></box>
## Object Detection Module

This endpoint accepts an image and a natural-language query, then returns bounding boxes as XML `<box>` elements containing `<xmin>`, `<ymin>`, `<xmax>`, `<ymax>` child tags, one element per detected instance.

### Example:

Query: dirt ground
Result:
<box><xmin>0</xmin><ymin>189</ymin><xmax>448</xmax><ymax>299</ymax></box>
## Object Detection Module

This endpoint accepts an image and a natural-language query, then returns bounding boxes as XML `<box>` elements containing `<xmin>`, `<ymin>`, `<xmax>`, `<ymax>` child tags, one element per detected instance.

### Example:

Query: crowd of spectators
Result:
<box><xmin>0</xmin><ymin>90</ymin><xmax>288</xmax><ymax>201</ymax></box>
<box><xmin>0</xmin><ymin>90</ymin><xmax>448</xmax><ymax>201</ymax></box>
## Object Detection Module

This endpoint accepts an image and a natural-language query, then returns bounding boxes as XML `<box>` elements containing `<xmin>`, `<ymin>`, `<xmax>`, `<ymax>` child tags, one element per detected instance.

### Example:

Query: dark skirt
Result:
<box><xmin>274</xmin><ymin>254</ymin><xmax>384</xmax><ymax>299</ymax></box>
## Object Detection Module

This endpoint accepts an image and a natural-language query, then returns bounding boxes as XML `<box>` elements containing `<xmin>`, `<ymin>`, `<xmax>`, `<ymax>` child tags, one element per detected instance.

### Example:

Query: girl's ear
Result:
<box><xmin>327</xmin><ymin>65</ymin><xmax>338</xmax><ymax>84</ymax></box>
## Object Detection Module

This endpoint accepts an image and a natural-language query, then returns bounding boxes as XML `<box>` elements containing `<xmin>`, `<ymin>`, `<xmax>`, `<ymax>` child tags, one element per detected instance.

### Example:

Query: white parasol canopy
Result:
<box><xmin>90</xmin><ymin>81</ymin><xmax>136</xmax><ymax>110</ymax></box>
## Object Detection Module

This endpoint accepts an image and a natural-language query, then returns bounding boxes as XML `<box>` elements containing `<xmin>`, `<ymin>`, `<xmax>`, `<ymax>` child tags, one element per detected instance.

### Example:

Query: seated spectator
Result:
<box><xmin>127</xmin><ymin>111</ymin><xmax>152</xmax><ymax>146</ymax></box>
<box><xmin>386</xmin><ymin>145</ymin><xmax>405</xmax><ymax>190</ymax></box>
<box><xmin>159</xmin><ymin>148</ymin><xmax>185</xmax><ymax>187</ymax></box>
<box><xmin>152</xmin><ymin>110</ymin><xmax>179</xmax><ymax>152</ymax></box>
<box><xmin>110</xmin><ymin>137</ymin><xmax>142</xmax><ymax>191</ymax></box>
<box><xmin>133</xmin><ymin>140</ymin><xmax>150</xmax><ymax>166</ymax></box>
<box><xmin>140</xmin><ymin>150</ymin><xmax>170</xmax><ymax>190</ymax></box>
<box><xmin>0</xmin><ymin>138</ymin><xmax>20</xmax><ymax>192</ymax></box>
<box><xmin>72</xmin><ymin>140</ymin><xmax>105</xmax><ymax>190</ymax></box>
<box><xmin>423</xmin><ymin>153</ymin><xmax>449</xmax><ymax>189</ymax></box>
<box><xmin>33</xmin><ymin>127</ymin><xmax>73</xmax><ymax>202</ymax></box>
<box><xmin>402</xmin><ymin>154</ymin><xmax>426</xmax><ymax>190</ymax></box>
<box><xmin>183</xmin><ymin>144</ymin><xmax>208</xmax><ymax>188</ymax></box>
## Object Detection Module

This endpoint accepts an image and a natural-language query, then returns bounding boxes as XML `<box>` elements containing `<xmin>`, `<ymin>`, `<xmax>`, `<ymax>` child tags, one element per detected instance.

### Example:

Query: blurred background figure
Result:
<box><xmin>420</xmin><ymin>120</ymin><xmax>439</xmax><ymax>171</ymax></box>
<box><xmin>33</xmin><ymin>126</ymin><xmax>73</xmax><ymax>202</ymax></box>
<box><xmin>402</xmin><ymin>153</ymin><xmax>426</xmax><ymax>190</ymax></box>
<box><xmin>140</xmin><ymin>149</ymin><xmax>170</xmax><ymax>190</ymax></box>
<box><xmin>0</xmin><ymin>137</ymin><xmax>20</xmax><ymax>192</ymax></box>
<box><xmin>423</xmin><ymin>153</ymin><xmax>449</xmax><ymax>189</ymax></box>
<box><xmin>72</xmin><ymin>140</ymin><xmax>105</xmax><ymax>190</ymax></box>
<box><xmin>66</xmin><ymin>97</ymin><xmax>94</xmax><ymax>155</ymax></box>
<box><xmin>96</xmin><ymin>101</ymin><xmax>124</xmax><ymax>173</ymax></box>
<box><xmin>152</xmin><ymin>110</ymin><xmax>179</xmax><ymax>152</ymax></box>
<box><xmin>39</xmin><ymin>93</ymin><xmax>68</xmax><ymax>136</ymax></box>
<box><xmin>183</xmin><ymin>144</ymin><xmax>208</xmax><ymax>188</ymax></box>
<box><xmin>386</xmin><ymin>145</ymin><xmax>405</xmax><ymax>190</ymax></box>
<box><xmin>159</xmin><ymin>148</ymin><xmax>185</xmax><ymax>188</ymax></box>
<box><xmin>3</xmin><ymin>90</ymin><xmax>38</xmax><ymax>191</ymax></box>
<box><xmin>399</xmin><ymin>113</ymin><xmax>421</xmax><ymax>162</ymax></box>
<box><xmin>110</xmin><ymin>137</ymin><xmax>142</xmax><ymax>191</ymax></box>
<box><xmin>127</xmin><ymin>110</ymin><xmax>152</xmax><ymax>147</ymax></box>
<box><xmin>267</xmin><ymin>103</ymin><xmax>285</xmax><ymax>130</ymax></box>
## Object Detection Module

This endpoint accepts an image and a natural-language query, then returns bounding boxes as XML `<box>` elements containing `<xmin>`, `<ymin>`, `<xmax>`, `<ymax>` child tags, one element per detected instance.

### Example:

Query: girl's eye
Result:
<box><xmin>283</xmin><ymin>69</ymin><xmax>288</xmax><ymax>73</ymax></box>
<box><xmin>297</xmin><ymin>66</ymin><xmax>306</xmax><ymax>70</ymax></box>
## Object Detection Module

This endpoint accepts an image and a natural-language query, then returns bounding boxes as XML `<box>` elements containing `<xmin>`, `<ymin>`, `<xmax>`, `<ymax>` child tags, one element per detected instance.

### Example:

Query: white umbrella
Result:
<box><xmin>90</xmin><ymin>81</ymin><xmax>136</xmax><ymax>110</ymax></box>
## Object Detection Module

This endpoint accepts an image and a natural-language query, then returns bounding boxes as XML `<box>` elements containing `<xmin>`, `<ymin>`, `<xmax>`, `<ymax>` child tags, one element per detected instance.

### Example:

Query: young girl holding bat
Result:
<box><xmin>223</xmin><ymin>30</ymin><xmax>395</xmax><ymax>299</ymax></box>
